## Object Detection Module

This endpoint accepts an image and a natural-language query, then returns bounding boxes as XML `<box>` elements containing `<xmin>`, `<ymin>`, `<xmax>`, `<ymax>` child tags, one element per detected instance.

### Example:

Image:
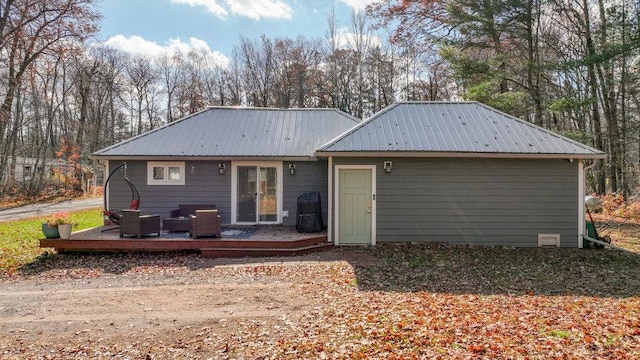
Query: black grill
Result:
<box><xmin>295</xmin><ymin>192</ymin><xmax>324</xmax><ymax>233</ymax></box>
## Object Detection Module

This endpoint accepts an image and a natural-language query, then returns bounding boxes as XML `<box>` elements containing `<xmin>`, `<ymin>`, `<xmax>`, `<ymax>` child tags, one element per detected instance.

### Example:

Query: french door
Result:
<box><xmin>233</xmin><ymin>162</ymin><xmax>282</xmax><ymax>224</ymax></box>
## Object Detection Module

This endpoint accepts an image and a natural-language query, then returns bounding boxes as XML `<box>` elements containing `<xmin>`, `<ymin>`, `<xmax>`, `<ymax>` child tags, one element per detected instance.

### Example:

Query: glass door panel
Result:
<box><xmin>259</xmin><ymin>167</ymin><xmax>278</xmax><ymax>222</ymax></box>
<box><xmin>236</xmin><ymin>165</ymin><xmax>279</xmax><ymax>223</ymax></box>
<box><xmin>237</xmin><ymin>166</ymin><xmax>257</xmax><ymax>222</ymax></box>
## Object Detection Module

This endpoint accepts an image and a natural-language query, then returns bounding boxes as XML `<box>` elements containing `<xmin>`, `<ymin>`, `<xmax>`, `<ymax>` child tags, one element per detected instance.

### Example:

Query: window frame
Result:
<box><xmin>147</xmin><ymin>161</ymin><xmax>185</xmax><ymax>185</ymax></box>
<box><xmin>23</xmin><ymin>165</ymin><xmax>32</xmax><ymax>180</ymax></box>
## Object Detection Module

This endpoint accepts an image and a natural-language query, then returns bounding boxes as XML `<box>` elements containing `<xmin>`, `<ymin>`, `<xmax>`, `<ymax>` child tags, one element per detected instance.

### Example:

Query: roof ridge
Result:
<box><xmin>204</xmin><ymin>106</ymin><xmax>361</xmax><ymax>123</ymax></box>
<box><xmin>205</xmin><ymin>105</ymin><xmax>348</xmax><ymax>112</ymax></box>
<box><xmin>395</xmin><ymin>100</ymin><xmax>478</xmax><ymax>105</ymax></box>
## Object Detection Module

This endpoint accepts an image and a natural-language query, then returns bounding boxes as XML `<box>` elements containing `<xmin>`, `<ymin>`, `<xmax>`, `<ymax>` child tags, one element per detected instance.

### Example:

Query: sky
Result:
<box><xmin>97</xmin><ymin>0</ymin><xmax>380</xmax><ymax>65</ymax></box>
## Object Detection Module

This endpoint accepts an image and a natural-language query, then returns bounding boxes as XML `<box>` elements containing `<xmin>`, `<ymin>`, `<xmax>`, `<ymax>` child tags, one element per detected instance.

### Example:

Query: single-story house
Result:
<box><xmin>92</xmin><ymin>102</ymin><xmax>606</xmax><ymax>248</ymax></box>
<box><xmin>1</xmin><ymin>157</ymin><xmax>68</xmax><ymax>184</ymax></box>
<box><xmin>92</xmin><ymin>107</ymin><xmax>361</xmax><ymax>228</ymax></box>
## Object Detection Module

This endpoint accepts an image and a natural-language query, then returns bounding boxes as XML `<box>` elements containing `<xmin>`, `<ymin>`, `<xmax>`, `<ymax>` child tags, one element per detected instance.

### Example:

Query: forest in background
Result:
<box><xmin>0</xmin><ymin>0</ymin><xmax>638</xmax><ymax>202</ymax></box>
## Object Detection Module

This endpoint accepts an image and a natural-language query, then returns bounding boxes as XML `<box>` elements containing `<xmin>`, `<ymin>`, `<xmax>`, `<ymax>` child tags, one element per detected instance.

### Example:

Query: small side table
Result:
<box><xmin>162</xmin><ymin>217</ymin><xmax>191</xmax><ymax>232</ymax></box>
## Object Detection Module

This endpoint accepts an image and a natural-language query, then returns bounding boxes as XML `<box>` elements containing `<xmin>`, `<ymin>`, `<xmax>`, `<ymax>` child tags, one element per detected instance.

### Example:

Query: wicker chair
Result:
<box><xmin>189</xmin><ymin>209</ymin><xmax>221</xmax><ymax>238</ymax></box>
<box><xmin>119</xmin><ymin>209</ymin><xmax>161</xmax><ymax>238</ymax></box>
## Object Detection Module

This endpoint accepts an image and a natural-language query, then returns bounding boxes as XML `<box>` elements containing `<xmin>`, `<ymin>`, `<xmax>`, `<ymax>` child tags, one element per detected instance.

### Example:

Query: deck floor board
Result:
<box><xmin>40</xmin><ymin>226</ymin><xmax>330</xmax><ymax>257</ymax></box>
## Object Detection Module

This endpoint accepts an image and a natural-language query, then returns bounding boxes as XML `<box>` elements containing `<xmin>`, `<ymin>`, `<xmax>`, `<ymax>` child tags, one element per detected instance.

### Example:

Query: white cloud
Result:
<box><xmin>336</xmin><ymin>27</ymin><xmax>382</xmax><ymax>50</ymax></box>
<box><xmin>102</xmin><ymin>35</ymin><xmax>229</xmax><ymax>67</ymax></box>
<box><xmin>170</xmin><ymin>0</ymin><xmax>228</xmax><ymax>18</ymax></box>
<box><xmin>339</xmin><ymin>0</ymin><xmax>380</xmax><ymax>13</ymax></box>
<box><xmin>225</xmin><ymin>0</ymin><xmax>293</xmax><ymax>20</ymax></box>
<box><xmin>103</xmin><ymin>35</ymin><xmax>166</xmax><ymax>57</ymax></box>
<box><xmin>171</xmin><ymin>0</ymin><xmax>293</xmax><ymax>20</ymax></box>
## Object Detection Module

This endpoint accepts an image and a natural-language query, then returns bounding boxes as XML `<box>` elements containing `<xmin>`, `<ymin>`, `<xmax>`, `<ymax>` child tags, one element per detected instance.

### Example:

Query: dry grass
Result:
<box><xmin>590</xmin><ymin>213</ymin><xmax>640</xmax><ymax>253</ymax></box>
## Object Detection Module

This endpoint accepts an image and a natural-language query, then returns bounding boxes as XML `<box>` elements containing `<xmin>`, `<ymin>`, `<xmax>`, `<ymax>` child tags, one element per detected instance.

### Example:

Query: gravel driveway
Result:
<box><xmin>0</xmin><ymin>249</ymin><xmax>376</xmax><ymax>359</ymax></box>
<box><xmin>0</xmin><ymin>197</ymin><xmax>102</xmax><ymax>222</ymax></box>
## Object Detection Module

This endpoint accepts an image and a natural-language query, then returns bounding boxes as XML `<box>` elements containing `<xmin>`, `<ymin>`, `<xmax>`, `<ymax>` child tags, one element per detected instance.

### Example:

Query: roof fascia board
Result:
<box><xmin>314</xmin><ymin>151</ymin><xmax>607</xmax><ymax>160</ymax></box>
<box><xmin>90</xmin><ymin>155</ymin><xmax>319</xmax><ymax>162</ymax></box>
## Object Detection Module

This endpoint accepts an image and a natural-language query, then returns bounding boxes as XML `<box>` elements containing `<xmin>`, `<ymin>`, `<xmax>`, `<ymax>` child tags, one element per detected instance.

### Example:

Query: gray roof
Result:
<box><xmin>92</xmin><ymin>107</ymin><xmax>360</xmax><ymax>159</ymax></box>
<box><xmin>317</xmin><ymin>102</ymin><xmax>606</xmax><ymax>159</ymax></box>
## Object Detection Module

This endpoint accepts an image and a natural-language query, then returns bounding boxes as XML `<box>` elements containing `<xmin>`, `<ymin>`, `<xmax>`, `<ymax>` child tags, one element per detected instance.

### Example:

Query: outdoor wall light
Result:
<box><xmin>190</xmin><ymin>165</ymin><xmax>196</xmax><ymax>174</ymax></box>
<box><xmin>289</xmin><ymin>163</ymin><xmax>296</xmax><ymax>175</ymax></box>
<box><xmin>383</xmin><ymin>161</ymin><xmax>393</xmax><ymax>173</ymax></box>
<box><xmin>218</xmin><ymin>163</ymin><xmax>226</xmax><ymax>175</ymax></box>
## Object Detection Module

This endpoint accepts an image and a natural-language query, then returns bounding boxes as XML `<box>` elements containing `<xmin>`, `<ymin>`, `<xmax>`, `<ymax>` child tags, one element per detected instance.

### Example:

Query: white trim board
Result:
<box><xmin>578</xmin><ymin>161</ymin><xmax>585</xmax><ymax>248</ymax></box>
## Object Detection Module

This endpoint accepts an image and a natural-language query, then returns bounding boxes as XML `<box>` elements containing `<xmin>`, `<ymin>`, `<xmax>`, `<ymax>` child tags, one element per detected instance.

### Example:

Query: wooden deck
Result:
<box><xmin>39</xmin><ymin>226</ymin><xmax>332</xmax><ymax>258</ymax></box>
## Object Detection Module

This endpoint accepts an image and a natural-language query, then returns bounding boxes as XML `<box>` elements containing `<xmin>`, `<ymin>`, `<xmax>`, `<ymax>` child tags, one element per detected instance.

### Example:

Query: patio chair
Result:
<box><xmin>189</xmin><ymin>209</ymin><xmax>221</xmax><ymax>238</ymax></box>
<box><xmin>119</xmin><ymin>209</ymin><xmax>161</xmax><ymax>238</ymax></box>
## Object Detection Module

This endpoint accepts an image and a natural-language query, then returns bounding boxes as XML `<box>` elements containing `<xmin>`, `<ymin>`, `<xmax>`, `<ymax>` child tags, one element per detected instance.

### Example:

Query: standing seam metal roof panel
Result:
<box><xmin>317</xmin><ymin>102</ymin><xmax>606</xmax><ymax>158</ymax></box>
<box><xmin>92</xmin><ymin>107</ymin><xmax>361</xmax><ymax>158</ymax></box>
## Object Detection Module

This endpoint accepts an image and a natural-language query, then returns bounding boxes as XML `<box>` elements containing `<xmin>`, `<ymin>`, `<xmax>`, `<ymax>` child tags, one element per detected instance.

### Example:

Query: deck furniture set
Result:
<box><xmin>119</xmin><ymin>204</ymin><xmax>220</xmax><ymax>239</ymax></box>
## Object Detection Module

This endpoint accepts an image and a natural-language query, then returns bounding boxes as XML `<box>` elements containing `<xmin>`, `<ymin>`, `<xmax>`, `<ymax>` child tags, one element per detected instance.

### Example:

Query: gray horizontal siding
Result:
<box><xmin>107</xmin><ymin>160</ymin><xmax>231</xmax><ymax>223</ymax></box>
<box><xmin>282</xmin><ymin>161</ymin><xmax>328</xmax><ymax>226</ymax></box>
<box><xmin>107</xmin><ymin>160</ymin><xmax>327</xmax><ymax>227</ymax></box>
<box><xmin>332</xmin><ymin>157</ymin><xmax>579</xmax><ymax>247</ymax></box>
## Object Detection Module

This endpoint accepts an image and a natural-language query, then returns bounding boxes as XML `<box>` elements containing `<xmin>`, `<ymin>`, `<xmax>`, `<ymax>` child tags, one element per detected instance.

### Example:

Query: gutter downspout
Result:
<box><xmin>583</xmin><ymin>161</ymin><xmax>597</xmax><ymax>173</ymax></box>
<box><xmin>583</xmin><ymin>235</ymin><xmax>636</xmax><ymax>254</ymax></box>
<box><xmin>581</xmin><ymin>161</ymin><xmax>631</xmax><ymax>254</ymax></box>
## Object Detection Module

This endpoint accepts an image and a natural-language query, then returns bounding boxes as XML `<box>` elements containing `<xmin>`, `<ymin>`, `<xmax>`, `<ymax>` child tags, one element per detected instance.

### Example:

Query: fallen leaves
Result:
<box><xmin>0</xmin><ymin>244</ymin><xmax>638</xmax><ymax>359</ymax></box>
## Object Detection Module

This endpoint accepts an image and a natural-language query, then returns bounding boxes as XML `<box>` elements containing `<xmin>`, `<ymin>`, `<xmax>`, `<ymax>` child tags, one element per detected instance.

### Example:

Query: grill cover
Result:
<box><xmin>296</xmin><ymin>192</ymin><xmax>324</xmax><ymax>233</ymax></box>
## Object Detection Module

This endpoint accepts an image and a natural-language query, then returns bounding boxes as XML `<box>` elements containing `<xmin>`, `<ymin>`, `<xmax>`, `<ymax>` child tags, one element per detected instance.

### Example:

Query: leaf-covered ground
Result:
<box><xmin>1</xmin><ymin>243</ymin><xmax>638</xmax><ymax>359</ymax></box>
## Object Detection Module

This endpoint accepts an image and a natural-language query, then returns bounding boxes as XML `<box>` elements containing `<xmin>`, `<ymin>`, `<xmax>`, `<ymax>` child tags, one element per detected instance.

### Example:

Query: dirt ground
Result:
<box><xmin>0</xmin><ymin>250</ymin><xmax>377</xmax><ymax>359</ymax></box>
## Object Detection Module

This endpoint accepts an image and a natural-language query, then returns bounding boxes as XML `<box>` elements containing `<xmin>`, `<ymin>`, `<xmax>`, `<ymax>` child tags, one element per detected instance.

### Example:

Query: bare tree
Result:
<box><xmin>0</xmin><ymin>0</ymin><xmax>99</xmax><ymax>190</ymax></box>
<box><xmin>157</xmin><ymin>52</ymin><xmax>185</xmax><ymax>122</ymax></box>
<box><xmin>238</xmin><ymin>35</ymin><xmax>276</xmax><ymax>107</ymax></box>
<box><xmin>125</xmin><ymin>55</ymin><xmax>159</xmax><ymax>135</ymax></box>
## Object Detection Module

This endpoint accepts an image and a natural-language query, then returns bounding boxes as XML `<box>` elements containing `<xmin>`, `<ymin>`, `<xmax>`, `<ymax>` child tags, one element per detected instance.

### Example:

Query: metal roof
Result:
<box><xmin>317</xmin><ymin>102</ymin><xmax>606</xmax><ymax>159</ymax></box>
<box><xmin>92</xmin><ymin>107</ymin><xmax>360</xmax><ymax>159</ymax></box>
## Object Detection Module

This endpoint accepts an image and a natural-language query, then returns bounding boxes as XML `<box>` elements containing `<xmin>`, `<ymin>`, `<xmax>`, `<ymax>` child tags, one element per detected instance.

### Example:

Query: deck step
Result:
<box><xmin>40</xmin><ymin>234</ymin><xmax>328</xmax><ymax>253</ymax></box>
<box><xmin>200</xmin><ymin>242</ymin><xmax>334</xmax><ymax>258</ymax></box>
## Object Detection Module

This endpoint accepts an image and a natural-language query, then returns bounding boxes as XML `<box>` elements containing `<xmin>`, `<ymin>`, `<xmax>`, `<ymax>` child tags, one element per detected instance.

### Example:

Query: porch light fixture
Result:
<box><xmin>289</xmin><ymin>163</ymin><xmax>296</xmax><ymax>175</ymax></box>
<box><xmin>218</xmin><ymin>163</ymin><xmax>226</xmax><ymax>175</ymax></box>
<box><xmin>383</xmin><ymin>161</ymin><xmax>393</xmax><ymax>173</ymax></box>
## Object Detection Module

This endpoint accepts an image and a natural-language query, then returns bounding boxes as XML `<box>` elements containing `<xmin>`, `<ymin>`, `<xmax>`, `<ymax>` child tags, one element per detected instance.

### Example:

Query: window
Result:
<box><xmin>147</xmin><ymin>162</ymin><xmax>185</xmax><ymax>185</ymax></box>
<box><xmin>23</xmin><ymin>165</ymin><xmax>32</xmax><ymax>180</ymax></box>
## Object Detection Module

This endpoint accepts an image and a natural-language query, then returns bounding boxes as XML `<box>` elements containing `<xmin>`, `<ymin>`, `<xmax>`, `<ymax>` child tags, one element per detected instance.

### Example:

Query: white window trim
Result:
<box><xmin>147</xmin><ymin>161</ymin><xmax>185</xmax><ymax>185</ymax></box>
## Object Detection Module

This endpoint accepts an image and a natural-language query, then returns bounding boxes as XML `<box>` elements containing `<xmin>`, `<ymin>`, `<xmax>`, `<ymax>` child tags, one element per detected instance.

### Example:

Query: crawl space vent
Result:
<box><xmin>538</xmin><ymin>234</ymin><xmax>560</xmax><ymax>247</ymax></box>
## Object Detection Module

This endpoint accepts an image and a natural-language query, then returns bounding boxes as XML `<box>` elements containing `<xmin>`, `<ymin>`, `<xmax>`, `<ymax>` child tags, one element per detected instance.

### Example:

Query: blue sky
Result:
<box><xmin>97</xmin><ymin>0</ymin><xmax>378</xmax><ymax>64</ymax></box>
